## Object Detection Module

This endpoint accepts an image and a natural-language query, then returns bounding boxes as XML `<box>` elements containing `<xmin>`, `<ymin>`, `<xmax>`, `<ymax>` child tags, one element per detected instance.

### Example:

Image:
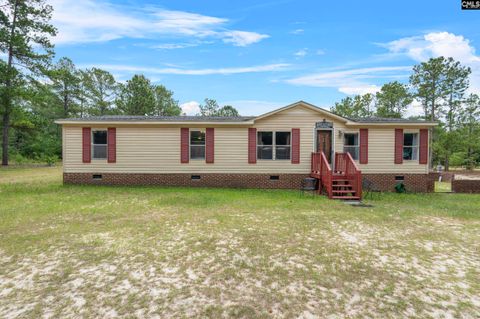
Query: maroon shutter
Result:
<box><xmin>291</xmin><ymin>128</ymin><xmax>300</xmax><ymax>164</ymax></box>
<box><xmin>359</xmin><ymin>128</ymin><xmax>368</xmax><ymax>164</ymax></box>
<box><xmin>394</xmin><ymin>128</ymin><xmax>403</xmax><ymax>164</ymax></box>
<box><xmin>206</xmin><ymin>128</ymin><xmax>214</xmax><ymax>163</ymax></box>
<box><xmin>180</xmin><ymin>128</ymin><xmax>189</xmax><ymax>163</ymax></box>
<box><xmin>107</xmin><ymin>127</ymin><xmax>116</xmax><ymax>163</ymax></box>
<box><xmin>248</xmin><ymin>128</ymin><xmax>257</xmax><ymax>164</ymax></box>
<box><xmin>419</xmin><ymin>129</ymin><xmax>428</xmax><ymax>164</ymax></box>
<box><xmin>82</xmin><ymin>127</ymin><xmax>91</xmax><ymax>163</ymax></box>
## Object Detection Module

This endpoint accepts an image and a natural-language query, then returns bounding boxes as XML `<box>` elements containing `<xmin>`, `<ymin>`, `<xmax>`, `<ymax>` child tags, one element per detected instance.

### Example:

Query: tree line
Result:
<box><xmin>1</xmin><ymin>1</ymin><xmax>478</xmax><ymax>169</ymax></box>
<box><xmin>0</xmin><ymin>0</ymin><xmax>238</xmax><ymax>165</ymax></box>
<box><xmin>331</xmin><ymin>57</ymin><xmax>480</xmax><ymax>170</ymax></box>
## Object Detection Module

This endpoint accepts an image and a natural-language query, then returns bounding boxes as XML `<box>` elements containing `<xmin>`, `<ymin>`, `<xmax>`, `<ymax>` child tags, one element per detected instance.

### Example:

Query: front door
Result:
<box><xmin>317</xmin><ymin>130</ymin><xmax>332</xmax><ymax>163</ymax></box>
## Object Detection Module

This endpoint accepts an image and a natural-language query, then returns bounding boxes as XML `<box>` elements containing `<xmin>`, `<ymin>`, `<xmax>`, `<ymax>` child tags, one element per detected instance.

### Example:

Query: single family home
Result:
<box><xmin>56</xmin><ymin>101</ymin><xmax>438</xmax><ymax>199</ymax></box>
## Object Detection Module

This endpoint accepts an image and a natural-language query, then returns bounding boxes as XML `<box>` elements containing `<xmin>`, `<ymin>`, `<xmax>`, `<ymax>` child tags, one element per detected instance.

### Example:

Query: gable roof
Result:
<box><xmin>255</xmin><ymin>100</ymin><xmax>349</xmax><ymax>123</ymax></box>
<box><xmin>55</xmin><ymin>100</ymin><xmax>437</xmax><ymax>126</ymax></box>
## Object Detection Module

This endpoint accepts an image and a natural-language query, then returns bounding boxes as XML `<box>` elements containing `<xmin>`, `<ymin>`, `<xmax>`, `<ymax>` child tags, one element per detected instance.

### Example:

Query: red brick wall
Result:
<box><xmin>452</xmin><ymin>179</ymin><xmax>480</xmax><ymax>193</ymax></box>
<box><xmin>362</xmin><ymin>173</ymin><xmax>438</xmax><ymax>193</ymax></box>
<box><xmin>63</xmin><ymin>173</ymin><xmax>310</xmax><ymax>189</ymax></box>
<box><xmin>64</xmin><ymin>172</ymin><xmax>436</xmax><ymax>192</ymax></box>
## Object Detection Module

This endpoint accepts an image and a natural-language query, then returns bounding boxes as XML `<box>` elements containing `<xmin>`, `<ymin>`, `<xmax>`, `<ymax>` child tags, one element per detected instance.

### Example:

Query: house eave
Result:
<box><xmin>54</xmin><ymin>120</ymin><xmax>256</xmax><ymax>126</ymax></box>
<box><xmin>345</xmin><ymin>121</ymin><xmax>438</xmax><ymax>127</ymax></box>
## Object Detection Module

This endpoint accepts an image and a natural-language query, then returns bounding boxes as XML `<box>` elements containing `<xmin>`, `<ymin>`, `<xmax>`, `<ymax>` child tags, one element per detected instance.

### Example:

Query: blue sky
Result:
<box><xmin>49</xmin><ymin>0</ymin><xmax>480</xmax><ymax>115</ymax></box>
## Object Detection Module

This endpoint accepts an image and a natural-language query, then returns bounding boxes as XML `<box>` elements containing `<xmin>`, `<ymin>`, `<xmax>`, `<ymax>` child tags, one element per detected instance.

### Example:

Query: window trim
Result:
<box><xmin>91</xmin><ymin>129</ymin><xmax>108</xmax><ymax>160</ymax></box>
<box><xmin>189</xmin><ymin>128</ymin><xmax>206</xmax><ymax>160</ymax></box>
<box><xmin>343</xmin><ymin>131</ymin><xmax>360</xmax><ymax>161</ymax></box>
<box><xmin>403</xmin><ymin>131</ymin><xmax>419</xmax><ymax>161</ymax></box>
<box><xmin>257</xmin><ymin>130</ymin><xmax>292</xmax><ymax>161</ymax></box>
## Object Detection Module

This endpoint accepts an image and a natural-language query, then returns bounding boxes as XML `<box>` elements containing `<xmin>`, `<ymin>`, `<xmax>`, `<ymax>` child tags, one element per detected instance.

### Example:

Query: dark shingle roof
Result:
<box><xmin>58</xmin><ymin>114</ymin><xmax>435</xmax><ymax>124</ymax></box>
<box><xmin>61</xmin><ymin>115</ymin><xmax>255</xmax><ymax>122</ymax></box>
<box><xmin>346</xmin><ymin>117</ymin><xmax>435</xmax><ymax>124</ymax></box>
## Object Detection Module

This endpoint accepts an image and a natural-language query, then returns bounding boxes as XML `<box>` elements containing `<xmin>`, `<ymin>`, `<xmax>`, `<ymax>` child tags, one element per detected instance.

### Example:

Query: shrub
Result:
<box><xmin>395</xmin><ymin>182</ymin><xmax>406</xmax><ymax>193</ymax></box>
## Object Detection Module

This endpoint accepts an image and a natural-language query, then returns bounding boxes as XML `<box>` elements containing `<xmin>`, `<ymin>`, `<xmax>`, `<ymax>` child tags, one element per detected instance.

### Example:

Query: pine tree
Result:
<box><xmin>0</xmin><ymin>0</ymin><xmax>56</xmax><ymax>165</ymax></box>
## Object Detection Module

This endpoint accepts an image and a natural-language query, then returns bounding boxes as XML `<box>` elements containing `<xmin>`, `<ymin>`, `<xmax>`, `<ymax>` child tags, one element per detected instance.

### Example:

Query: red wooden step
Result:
<box><xmin>332</xmin><ymin>190</ymin><xmax>357</xmax><ymax>194</ymax></box>
<box><xmin>333</xmin><ymin>184</ymin><xmax>352</xmax><ymax>187</ymax></box>
<box><xmin>332</xmin><ymin>196</ymin><xmax>361</xmax><ymax>200</ymax></box>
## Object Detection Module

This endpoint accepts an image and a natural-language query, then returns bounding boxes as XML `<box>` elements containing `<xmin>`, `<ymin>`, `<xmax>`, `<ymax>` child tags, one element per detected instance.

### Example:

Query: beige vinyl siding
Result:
<box><xmin>63</xmin><ymin>106</ymin><xmax>337</xmax><ymax>173</ymax></box>
<box><xmin>62</xmin><ymin>104</ymin><xmax>429</xmax><ymax>174</ymax></box>
<box><xmin>357</xmin><ymin>128</ymin><xmax>429</xmax><ymax>174</ymax></box>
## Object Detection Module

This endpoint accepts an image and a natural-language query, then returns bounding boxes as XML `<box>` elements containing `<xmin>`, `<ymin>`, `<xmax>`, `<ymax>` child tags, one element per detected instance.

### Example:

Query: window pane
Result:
<box><xmin>275</xmin><ymin>146</ymin><xmax>291</xmax><ymax>160</ymax></box>
<box><xmin>93</xmin><ymin>131</ymin><xmax>107</xmax><ymax>144</ymax></box>
<box><xmin>257</xmin><ymin>132</ymin><xmax>273</xmax><ymax>145</ymax></box>
<box><xmin>190</xmin><ymin>131</ymin><xmax>205</xmax><ymax>145</ymax></box>
<box><xmin>411</xmin><ymin>133</ymin><xmax>418</xmax><ymax>146</ymax></box>
<box><xmin>257</xmin><ymin>146</ymin><xmax>273</xmax><ymax>159</ymax></box>
<box><xmin>344</xmin><ymin>133</ymin><xmax>358</xmax><ymax>146</ymax></box>
<box><xmin>190</xmin><ymin>145</ymin><xmax>205</xmax><ymax>159</ymax></box>
<box><xmin>93</xmin><ymin>145</ymin><xmax>107</xmax><ymax>159</ymax></box>
<box><xmin>403</xmin><ymin>147</ymin><xmax>413</xmax><ymax>160</ymax></box>
<box><xmin>404</xmin><ymin>133</ymin><xmax>414</xmax><ymax>146</ymax></box>
<box><xmin>344</xmin><ymin>146</ymin><xmax>359</xmax><ymax>160</ymax></box>
<box><xmin>275</xmin><ymin>132</ymin><xmax>291</xmax><ymax>145</ymax></box>
<box><xmin>412</xmin><ymin>146</ymin><xmax>418</xmax><ymax>160</ymax></box>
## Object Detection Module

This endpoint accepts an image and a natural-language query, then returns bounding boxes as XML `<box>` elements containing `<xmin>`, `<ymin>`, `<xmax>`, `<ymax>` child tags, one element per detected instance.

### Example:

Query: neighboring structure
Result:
<box><xmin>56</xmin><ymin>101</ymin><xmax>438</xmax><ymax>198</ymax></box>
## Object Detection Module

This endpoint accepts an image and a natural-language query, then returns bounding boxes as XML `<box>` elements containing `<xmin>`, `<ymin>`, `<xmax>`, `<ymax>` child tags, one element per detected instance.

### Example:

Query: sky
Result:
<box><xmin>46</xmin><ymin>0</ymin><xmax>480</xmax><ymax>115</ymax></box>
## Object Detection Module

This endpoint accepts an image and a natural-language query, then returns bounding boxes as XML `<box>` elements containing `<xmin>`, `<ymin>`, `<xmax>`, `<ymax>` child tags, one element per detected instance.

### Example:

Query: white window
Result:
<box><xmin>257</xmin><ymin>131</ymin><xmax>273</xmax><ymax>160</ymax></box>
<box><xmin>257</xmin><ymin>131</ymin><xmax>291</xmax><ymax>160</ymax></box>
<box><xmin>190</xmin><ymin>130</ymin><xmax>205</xmax><ymax>160</ymax></box>
<box><xmin>343</xmin><ymin>133</ymin><xmax>359</xmax><ymax>160</ymax></box>
<box><xmin>92</xmin><ymin>130</ymin><xmax>107</xmax><ymax>159</ymax></box>
<box><xmin>275</xmin><ymin>132</ymin><xmax>291</xmax><ymax>160</ymax></box>
<box><xmin>403</xmin><ymin>133</ymin><xmax>418</xmax><ymax>160</ymax></box>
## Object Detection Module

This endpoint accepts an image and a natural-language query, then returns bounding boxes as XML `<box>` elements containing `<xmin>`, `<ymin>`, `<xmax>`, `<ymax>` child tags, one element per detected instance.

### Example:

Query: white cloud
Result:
<box><xmin>382</xmin><ymin>31</ymin><xmax>480</xmax><ymax>92</ymax></box>
<box><xmin>222</xmin><ymin>31</ymin><xmax>269</xmax><ymax>47</ymax></box>
<box><xmin>50</xmin><ymin>0</ymin><xmax>148</xmax><ymax>44</ymax></box>
<box><xmin>384</xmin><ymin>32</ymin><xmax>479</xmax><ymax>63</ymax></box>
<box><xmin>152</xmin><ymin>10</ymin><xmax>226</xmax><ymax>37</ymax></box>
<box><xmin>285</xmin><ymin>66</ymin><xmax>410</xmax><ymax>94</ymax></box>
<box><xmin>316</xmin><ymin>49</ymin><xmax>325</xmax><ymax>55</ymax></box>
<box><xmin>290</xmin><ymin>29</ymin><xmax>304</xmax><ymax>35</ymax></box>
<box><xmin>50</xmin><ymin>0</ymin><xmax>269</xmax><ymax>47</ymax></box>
<box><xmin>151</xmin><ymin>43</ymin><xmax>199</xmax><ymax>50</ymax></box>
<box><xmin>405</xmin><ymin>99</ymin><xmax>425</xmax><ymax>118</ymax></box>
<box><xmin>338</xmin><ymin>85</ymin><xmax>381</xmax><ymax>95</ymax></box>
<box><xmin>294</xmin><ymin>49</ymin><xmax>308</xmax><ymax>57</ymax></box>
<box><xmin>90</xmin><ymin>63</ymin><xmax>290</xmax><ymax>76</ymax></box>
<box><xmin>180</xmin><ymin>101</ymin><xmax>200</xmax><ymax>115</ymax></box>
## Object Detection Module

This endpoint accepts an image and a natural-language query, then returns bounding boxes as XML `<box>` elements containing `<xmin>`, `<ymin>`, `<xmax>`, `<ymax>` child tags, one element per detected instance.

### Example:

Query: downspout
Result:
<box><xmin>429</xmin><ymin>127</ymin><xmax>433</xmax><ymax>172</ymax></box>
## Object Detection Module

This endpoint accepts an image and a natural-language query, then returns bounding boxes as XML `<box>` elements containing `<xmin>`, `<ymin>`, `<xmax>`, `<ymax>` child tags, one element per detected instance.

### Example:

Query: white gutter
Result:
<box><xmin>345</xmin><ymin>121</ymin><xmax>438</xmax><ymax>127</ymax></box>
<box><xmin>54</xmin><ymin>120</ymin><xmax>255</xmax><ymax>125</ymax></box>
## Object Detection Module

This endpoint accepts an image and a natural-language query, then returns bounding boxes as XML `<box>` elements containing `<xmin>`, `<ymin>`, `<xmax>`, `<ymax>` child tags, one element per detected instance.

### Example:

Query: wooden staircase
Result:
<box><xmin>331</xmin><ymin>175</ymin><xmax>360</xmax><ymax>199</ymax></box>
<box><xmin>311</xmin><ymin>152</ymin><xmax>362</xmax><ymax>200</ymax></box>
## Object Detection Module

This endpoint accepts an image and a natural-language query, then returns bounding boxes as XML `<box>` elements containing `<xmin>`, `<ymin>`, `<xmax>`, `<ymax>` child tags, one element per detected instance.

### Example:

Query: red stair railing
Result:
<box><xmin>311</xmin><ymin>152</ymin><xmax>333</xmax><ymax>198</ymax></box>
<box><xmin>334</xmin><ymin>152</ymin><xmax>362</xmax><ymax>198</ymax></box>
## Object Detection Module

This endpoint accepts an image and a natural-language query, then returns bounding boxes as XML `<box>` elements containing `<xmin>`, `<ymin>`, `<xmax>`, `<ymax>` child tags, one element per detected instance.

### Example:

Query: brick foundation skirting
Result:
<box><xmin>64</xmin><ymin>172</ymin><xmax>436</xmax><ymax>192</ymax></box>
<box><xmin>362</xmin><ymin>173</ymin><xmax>438</xmax><ymax>193</ymax></box>
<box><xmin>452</xmin><ymin>179</ymin><xmax>480</xmax><ymax>193</ymax></box>
<box><xmin>63</xmin><ymin>172</ymin><xmax>311</xmax><ymax>189</ymax></box>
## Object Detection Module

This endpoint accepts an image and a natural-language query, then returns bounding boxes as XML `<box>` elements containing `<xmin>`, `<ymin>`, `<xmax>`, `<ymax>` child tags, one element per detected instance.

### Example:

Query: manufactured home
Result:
<box><xmin>56</xmin><ymin>101</ymin><xmax>438</xmax><ymax>199</ymax></box>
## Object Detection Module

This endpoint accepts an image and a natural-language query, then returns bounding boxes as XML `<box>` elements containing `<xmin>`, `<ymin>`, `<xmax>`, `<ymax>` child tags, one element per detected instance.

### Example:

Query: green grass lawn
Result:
<box><xmin>1</xmin><ymin>166</ymin><xmax>479</xmax><ymax>318</ymax></box>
